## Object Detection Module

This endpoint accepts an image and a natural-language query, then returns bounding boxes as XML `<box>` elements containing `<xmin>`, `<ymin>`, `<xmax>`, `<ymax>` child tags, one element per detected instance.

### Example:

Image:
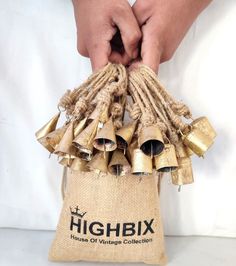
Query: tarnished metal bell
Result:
<box><xmin>127</xmin><ymin>139</ymin><xmax>138</xmax><ymax>162</ymax></box>
<box><xmin>108</xmin><ymin>150</ymin><xmax>131</xmax><ymax>176</ymax></box>
<box><xmin>138</xmin><ymin>125</ymin><xmax>164</xmax><ymax>157</ymax></box>
<box><xmin>154</xmin><ymin>144</ymin><xmax>178</xmax><ymax>173</ymax></box>
<box><xmin>73</xmin><ymin>117</ymin><xmax>99</xmax><ymax>156</ymax></box>
<box><xmin>183</xmin><ymin>127</ymin><xmax>214</xmax><ymax>157</ymax></box>
<box><xmin>74</xmin><ymin>117</ymin><xmax>87</xmax><ymax>137</ymax></box>
<box><xmin>175</xmin><ymin>141</ymin><xmax>194</xmax><ymax>157</ymax></box>
<box><xmin>191</xmin><ymin>116</ymin><xmax>216</xmax><ymax>140</ymax></box>
<box><xmin>54</xmin><ymin>121</ymin><xmax>77</xmax><ymax>157</ymax></box>
<box><xmin>46</xmin><ymin>124</ymin><xmax>68</xmax><ymax>150</ymax></box>
<box><xmin>171</xmin><ymin>157</ymin><xmax>194</xmax><ymax>185</ymax></box>
<box><xmin>35</xmin><ymin>112</ymin><xmax>60</xmax><ymax>152</ymax></box>
<box><xmin>87</xmin><ymin>152</ymin><xmax>109</xmax><ymax>173</ymax></box>
<box><xmin>93</xmin><ymin>118</ymin><xmax>117</xmax><ymax>152</ymax></box>
<box><xmin>116</xmin><ymin>121</ymin><xmax>137</xmax><ymax>149</ymax></box>
<box><xmin>59</xmin><ymin>157</ymin><xmax>74</xmax><ymax>167</ymax></box>
<box><xmin>131</xmin><ymin>148</ymin><xmax>153</xmax><ymax>176</ymax></box>
<box><xmin>70</xmin><ymin>157</ymin><xmax>88</xmax><ymax>172</ymax></box>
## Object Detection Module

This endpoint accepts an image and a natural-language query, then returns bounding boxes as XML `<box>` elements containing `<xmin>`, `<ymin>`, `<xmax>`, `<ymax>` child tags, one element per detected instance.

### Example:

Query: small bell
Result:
<box><xmin>191</xmin><ymin>116</ymin><xmax>216</xmax><ymax>140</ymax></box>
<box><xmin>54</xmin><ymin>121</ymin><xmax>77</xmax><ymax>157</ymax></box>
<box><xmin>59</xmin><ymin>157</ymin><xmax>74</xmax><ymax>167</ymax></box>
<box><xmin>171</xmin><ymin>157</ymin><xmax>194</xmax><ymax>185</ymax></box>
<box><xmin>73</xmin><ymin>117</ymin><xmax>99</xmax><ymax>156</ymax></box>
<box><xmin>108</xmin><ymin>150</ymin><xmax>131</xmax><ymax>176</ymax></box>
<box><xmin>35</xmin><ymin>112</ymin><xmax>60</xmax><ymax>152</ymax></box>
<box><xmin>131</xmin><ymin>148</ymin><xmax>153</xmax><ymax>176</ymax></box>
<box><xmin>88</xmin><ymin>106</ymin><xmax>109</xmax><ymax>124</ymax></box>
<box><xmin>138</xmin><ymin>125</ymin><xmax>164</xmax><ymax>157</ymax></box>
<box><xmin>70</xmin><ymin>157</ymin><xmax>88</xmax><ymax>172</ymax></box>
<box><xmin>87</xmin><ymin>152</ymin><xmax>109</xmax><ymax>173</ymax></box>
<box><xmin>74</xmin><ymin>117</ymin><xmax>88</xmax><ymax>137</ymax></box>
<box><xmin>127</xmin><ymin>139</ymin><xmax>138</xmax><ymax>162</ymax></box>
<box><xmin>45</xmin><ymin>124</ymin><xmax>68</xmax><ymax>150</ymax></box>
<box><xmin>93</xmin><ymin>118</ymin><xmax>117</xmax><ymax>152</ymax></box>
<box><xmin>183</xmin><ymin>127</ymin><xmax>214</xmax><ymax>157</ymax></box>
<box><xmin>154</xmin><ymin>144</ymin><xmax>178</xmax><ymax>173</ymax></box>
<box><xmin>116</xmin><ymin>121</ymin><xmax>137</xmax><ymax>149</ymax></box>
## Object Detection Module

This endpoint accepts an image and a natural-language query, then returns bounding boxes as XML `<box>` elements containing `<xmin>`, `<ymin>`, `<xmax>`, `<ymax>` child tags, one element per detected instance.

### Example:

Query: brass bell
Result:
<box><xmin>131</xmin><ymin>148</ymin><xmax>153</xmax><ymax>176</ymax></box>
<box><xmin>54</xmin><ymin>121</ymin><xmax>77</xmax><ymax>157</ymax></box>
<box><xmin>138</xmin><ymin>125</ymin><xmax>164</xmax><ymax>157</ymax></box>
<box><xmin>59</xmin><ymin>157</ymin><xmax>74</xmax><ymax>167</ymax></box>
<box><xmin>35</xmin><ymin>112</ymin><xmax>60</xmax><ymax>152</ymax></box>
<box><xmin>154</xmin><ymin>144</ymin><xmax>178</xmax><ymax>172</ymax></box>
<box><xmin>108</xmin><ymin>150</ymin><xmax>131</xmax><ymax>176</ymax></box>
<box><xmin>87</xmin><ymin>152</ymin><xmax>109</xmax><ymax>173</ymax></box>
<box><xmin>183</xmin><ymin>127</ymin><xmax>214</xmax><ymax>157</ymax></box>
<box><xmin>45</xmin><ymin>124</ymin><xmax>68</xmax><ymax>150</ymax></box>
<box><xmin>126</xmin><ymin>139</ymin><xmax>138</xmax><ymax>162</ymax></box>
<box><xmin>191</xmin><ymin>116</ymin><xmax>216</xmax><ymax>140</ymax></box>
<box><xmin>175</xmin><ymin>141</ymin><xmax>194</xmax><ymax>157</ymax></box>
<box><xmin>116</xmin><ymin>121</ymin><xmax>137</xmax><ymax>149</ymax></box>
<box><xmin>171</xmin><ymin>157</ymin><xmax>194</xmax><ymax>185</ymax></box>
<box><xmin>74</xmin><ymin>117</ymin><xmax>87</xmax><ymax>137</ymax></box>
<box><xmin>73</xmin><ymin>117</ymin><xmax>99</xmax><ymax>156</ymax></box>
<box><xmin>70</xmin><ymin>157</ymin><xmax>88</xmax><ymax>172</ymax></box>
<box><xmin>88</xmin><ymin>106</ymin><xmax>109</xmax><ymax>124</ymax></box>
<box><xmin>93</xmin><ymin>118</ymin><xmax>117</xmax><ymax>152</ymax></box>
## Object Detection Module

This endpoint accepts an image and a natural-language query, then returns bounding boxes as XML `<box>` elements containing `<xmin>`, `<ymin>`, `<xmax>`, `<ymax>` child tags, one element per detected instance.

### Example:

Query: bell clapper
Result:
<box><xmin>178</xmin><ymin>185</ymin><xmax>182</xmax><ymax>192</ymax></box>
<box><xmin>48</xmin><ymin>153</ymin><xmax>52</xmax><ymax>159</ymax></box>
<box><xmin>151</xmin><ymin>142</ymin><xmax>153</xmax><ymax>159</ymax></box>
<box><xmin>103</xmin><ymin>139</ymin><xmax>106</xmax><ymax>159</ymax></box>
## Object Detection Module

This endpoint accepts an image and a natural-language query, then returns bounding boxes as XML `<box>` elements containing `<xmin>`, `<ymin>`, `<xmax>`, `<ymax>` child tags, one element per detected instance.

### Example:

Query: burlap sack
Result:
<box><xmin>49</xmin><ymin>170</ymin><xmax>167</xmax><ymax>265</ymax></box>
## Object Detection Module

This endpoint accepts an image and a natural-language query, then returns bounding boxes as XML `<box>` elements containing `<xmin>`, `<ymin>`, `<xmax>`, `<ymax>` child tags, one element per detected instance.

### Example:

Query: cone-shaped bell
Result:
<box><xmin>35</xmin><ymin>113</ymin><xmax>60</xmax><ymax>152</ymax></box>
<box><xmin>131</xmin><ymin>149</ymin><xmax>152</xmax><ymax>176</ymax></box>
<box><xmin>183</xmin><ymin>127</ymin><xmax>214</xmax><ymax>157</ymax></box>
<box><xmin>74</xmin><ymin>117</ymin><xmax>87</xmax><ymax>137</ymax></box>
<box><xmin>54</xmin><ymin>121</ymin><xmax>77</xmax><ymax>157</ymax></box>
<box><xmin>171</xmin><ymin>157</ymin><xmax>194</xmax><ymax>185</ymax></box>
<box><xmin>108</xmin><ymin>150</ymin><xmax>131</xmax><ymax>176</ymax></box>
<box><xmin>73</xmin><ymin>117</ymin><xmax>99</xmax><ymax>155</ymax></box>
<box><xmin>127</xmin><ymin>139</ymin><xmax>138</xmax><ymax>162</ymax></box>
<box><xmin>88</xmin><ymin>107</ymin><xmax>108</xmax><ymax>124</ymax></box>
<box><xmin>59</xmin><ymin>157</ymin><xmax>73</xmax><ymax>167</ymax></box>
<box><xmin>93</xmin><ymin>118</ymin><xmax>117</xmax><ymax>152</ymax></box>
<box><xmin>87</xmin><ymin>152</ymin><xmax>109</xmax><ymax>173</ymax></box>
<box><xmin>116</xmin><ymin>121</ymin><xmax>137</xmax><ymax>149</ymax></box>
<box><xmin>154</xmin><ymin>144</ymin><xmax>178</xmax><ymax>173</ymax></box>
<box><xmin>191</xmin><ymin>116</ymin><xmax>217</xmax><ymax>140</ymax></box>
<box><xmin>46</xmin><ymin>124</ymin><xmax>68</xmax><ymax>150</ymax></box>
<box><xmin>70</xmin><ymin>157</ymin><xmax>88</xmax><ymax>171</ymax></box>
<box><xmin>138</xmin><ymin>125</ymin><xmax>164</xmax><ymax>157</ymax></box>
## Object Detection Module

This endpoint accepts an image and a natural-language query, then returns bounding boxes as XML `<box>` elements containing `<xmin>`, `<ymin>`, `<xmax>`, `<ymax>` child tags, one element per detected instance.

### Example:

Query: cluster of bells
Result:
<box><xmin>36</xmin><ymin>110</ymin><xmax>216</xmax><ymax>187</ymax></box>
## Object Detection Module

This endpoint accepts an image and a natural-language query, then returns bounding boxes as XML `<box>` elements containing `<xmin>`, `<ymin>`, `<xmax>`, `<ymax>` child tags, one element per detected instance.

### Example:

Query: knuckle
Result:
<box><xmin>127</xmin><ymin>30</ymin><xmax>141</xmax><ymax>45</ymax></box>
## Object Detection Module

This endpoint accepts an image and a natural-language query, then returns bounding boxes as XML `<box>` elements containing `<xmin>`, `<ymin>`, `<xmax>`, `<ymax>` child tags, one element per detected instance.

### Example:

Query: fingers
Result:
<box><xmin>88</xmin><ymin>41</ymin><xmax>111</xmax><ymax>71</ymax></box>
<box><xmin>113</xmin><ymin>4</ymin><xmax>142</xmax><ymax>59</ymax></box>
<box><xmin>109</xmin><ymin>51</ymin><xmax>131</xmax><ymax>66</ymax></box>
<box><xmin>139</xmin><ymin>23</ymin><xmax>162</xmax><ymax>73</ymax></box>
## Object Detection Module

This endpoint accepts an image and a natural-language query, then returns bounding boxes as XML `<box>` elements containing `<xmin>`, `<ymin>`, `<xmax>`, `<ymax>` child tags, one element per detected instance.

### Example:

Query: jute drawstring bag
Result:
<box><xmin>49</xmin><ymin>169</ymin><xmax>167</xmax><ymax>265</ymax></box>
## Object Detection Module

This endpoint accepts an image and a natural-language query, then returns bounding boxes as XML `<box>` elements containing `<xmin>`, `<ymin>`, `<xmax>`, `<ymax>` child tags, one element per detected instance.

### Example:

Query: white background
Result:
<box><xmin>0</xmin><ymin>0</ymin><xmax>236</xmax><ymax>237</ymax></box>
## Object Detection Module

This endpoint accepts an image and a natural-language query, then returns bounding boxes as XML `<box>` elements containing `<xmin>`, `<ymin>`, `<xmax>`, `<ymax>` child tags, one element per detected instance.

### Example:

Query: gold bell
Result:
<box><xmin>88</xmin><ymin>106</ymin><xmax>109</xmax><ymax>124</ymax></box>
<box><xmin>93</xmin><ymin>118</ymin><xmax>117</xmax><ymax>152</ymax></box>
<box><xmin>126</xmin><ymin>139</ymin><xmax>138</xmax><ymax>162</ymax></box>
<box><xmin>74</xmin><ymin>117</ymin><xmax>88</xmax><ymax>137</ymax></box>
<box><xmin>35</xmin><ymin>112</ymin><xmax>60</xmax><ymax>152</ymax></box>
<box><xmin>87</xmin><ymin>152</ymin><xmax>109</xmax><ymax>173</ymax></box>
<box><xmin>70</xmin><ymin>157</ymin><xmax>88</xmax><ymax>171</ymax></box>
<box><xmin>138</xmin><ymin>125</ymin><xmax>164</xmax><ymax>157</ymax></box>
<box><xmin>73</xmin><ymin>117</ymin><xmax>99</xmax><ymax>156</ymax></box>
<box><xmin>191</xmin><ymin>116</ymin><xmax>217</xmax><ymax>140</ymax></box>
<box><xmin>131</xmin><ymin>148</ymin><xmax>153</xmax><ymax>176</ymax></box>
<box><xmin>108</xmin><ymin>150</ymin><xmax>131</xmax><ymax>176</ymax></box>
<box><xmin>59</xmin><ymin>157</ymin><xmax>74</xmax><ymax>167</ymax></box>
<box><xmin>171</xmin><ymin>157</ymin><xmax>194</xmax><ymax>185</ymax></box>
<box><xmin>154</xmin><ymin>144</ymin><xmax>178</xmax><ymax>173</ymax></box>
<box><xmin>54</xmin><ymin>121</ymin><xmax>77</xmax><ymax>157</ymax></box>
<box><xmin>183</xmin><ymin>127</ymin><xmax>214</xmax><ymax>157</ymax></box>
<box><xmin>116</xmin><ymin>121</ymin><xmax>137</xmax><ymax>149</ymax></box>
<box><xmin>45</xmin><ymin>124</ymin><xmax>68</xmax><ymax>150</ymax></box>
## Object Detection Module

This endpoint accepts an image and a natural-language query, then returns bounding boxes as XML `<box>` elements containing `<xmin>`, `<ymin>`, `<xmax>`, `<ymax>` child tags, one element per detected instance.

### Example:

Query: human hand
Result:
<box><xmin>131</xmin><ymin>0</ymin><xmax>212</xmax><ymax>72</ymax></box>
<box><xmin>72</xmin><ymin>0</ymin><xmax>142</xmax><ymax>71</ymax></box>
